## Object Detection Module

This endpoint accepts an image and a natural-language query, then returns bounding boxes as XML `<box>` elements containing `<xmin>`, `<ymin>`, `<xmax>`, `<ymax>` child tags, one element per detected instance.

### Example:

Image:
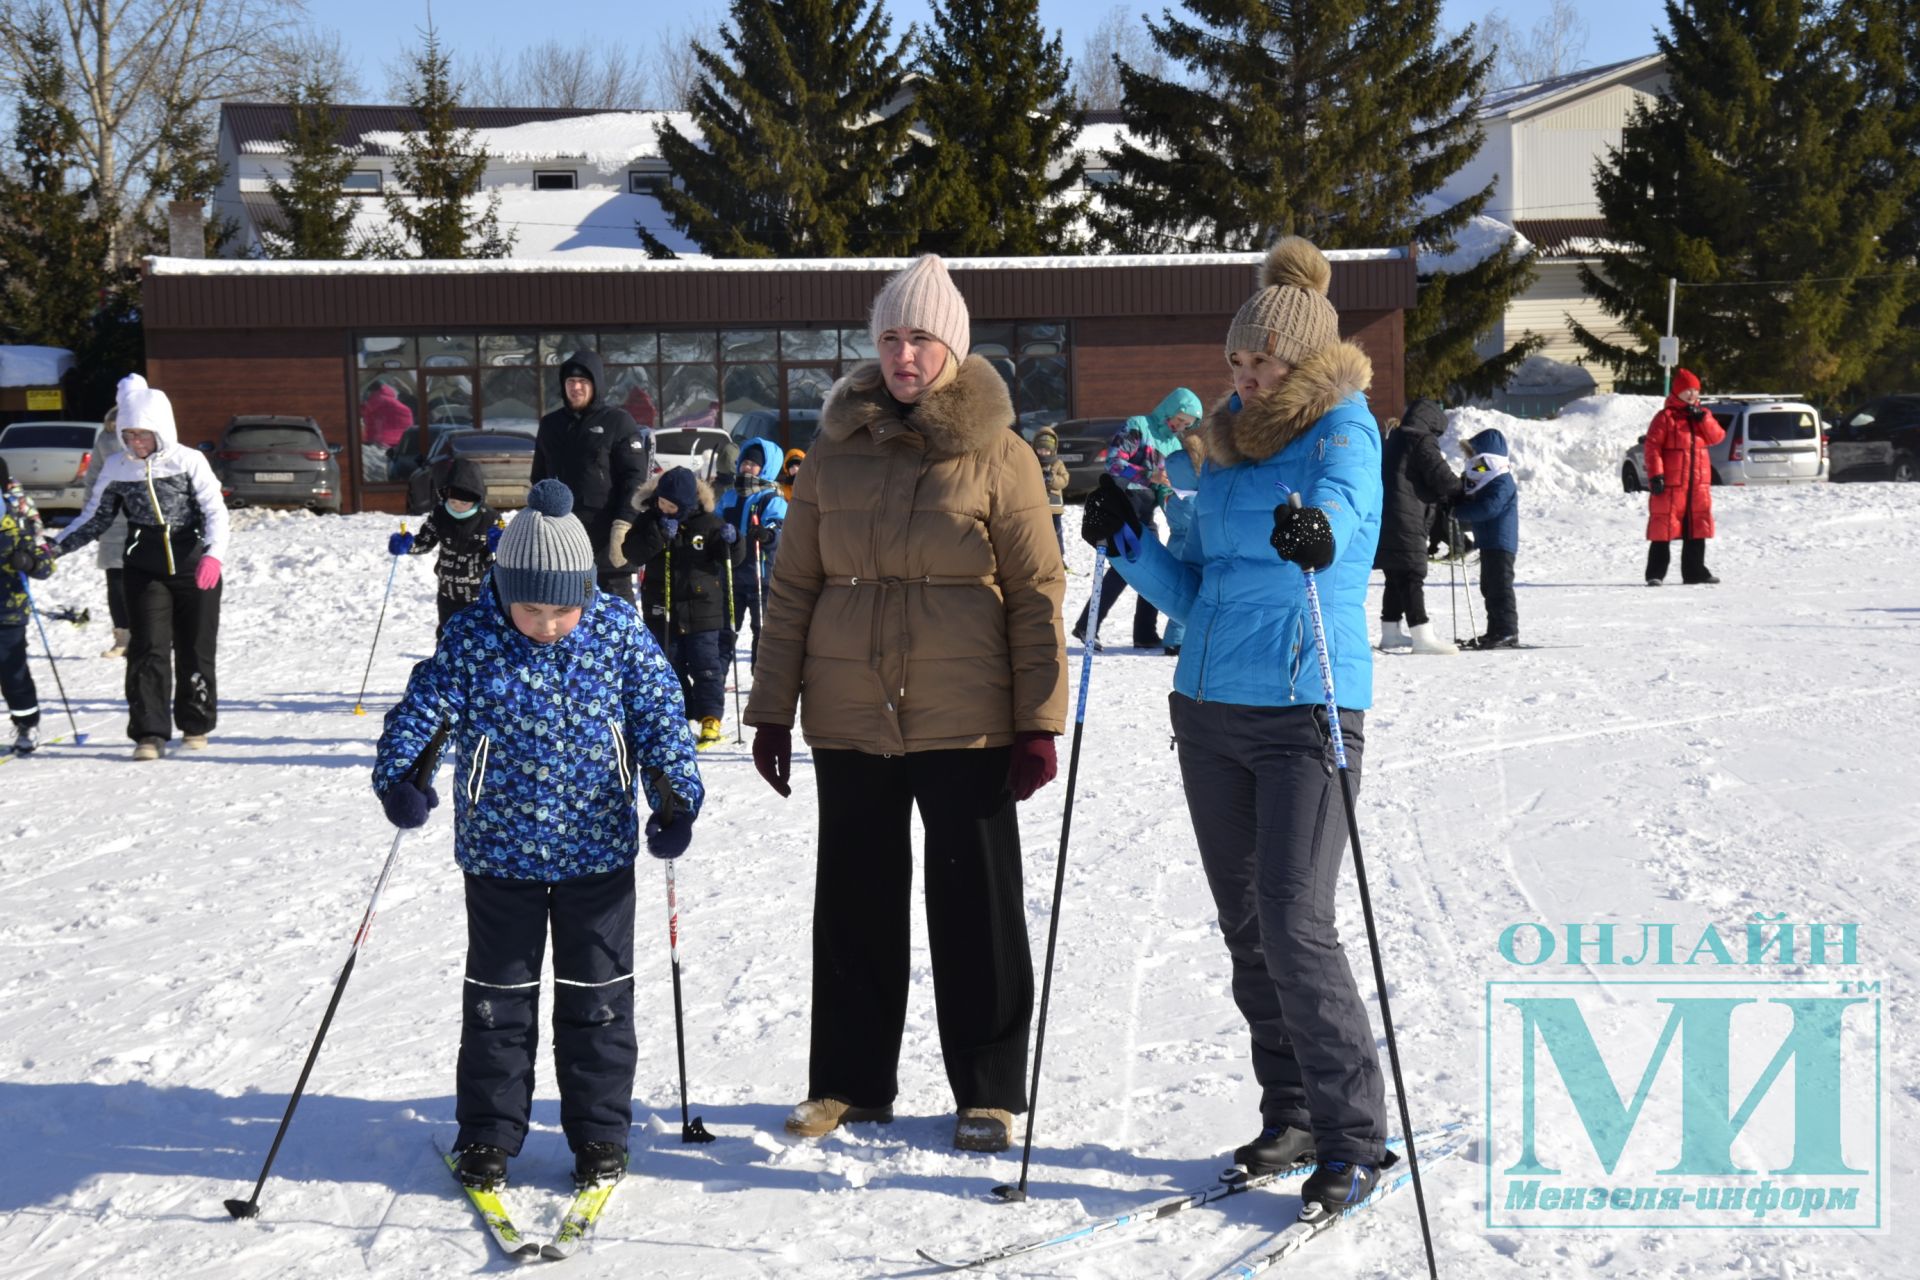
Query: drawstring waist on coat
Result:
<box><xmin>822</xmin><ymin>573</ymin><xmax>995</xmax><ymax>703</ymax></box>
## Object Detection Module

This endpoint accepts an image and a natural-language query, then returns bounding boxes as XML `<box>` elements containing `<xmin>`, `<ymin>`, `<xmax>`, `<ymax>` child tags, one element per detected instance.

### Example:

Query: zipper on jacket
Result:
<box><xmin>465</xmin><ymin>734</ymin><xmax>492</xmax><ymax>805</ymax></box>
<box><xmin>144</xmin><ymin>457</ymin><xmax>175</xmax><ymax>576</ymax></box>
<box><xmin>607</xmin><ymin>719</ymin><xmax>631</xmax><ymax>791</ymax></box>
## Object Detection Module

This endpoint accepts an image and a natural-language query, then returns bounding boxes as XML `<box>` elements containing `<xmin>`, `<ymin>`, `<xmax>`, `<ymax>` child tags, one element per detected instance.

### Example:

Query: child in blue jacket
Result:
<box><xmin>715</xmin><ymin>435</ymin><xmax>787</xmax><ymax>667</ymax></box>
<box><xmin>373</xmin><ymin>479</ymin><xmax>704</xmax><ymax>1193</ymax></box>
<box><xmin>1079</xmin><ymin>237</ymin><xmax>1389</xmax><ymax>1216</ymax></box>
<box><xmin>1451</xmin><ymin>427</ymin><xmax>1520</xmax><ymax>648</ymax></box>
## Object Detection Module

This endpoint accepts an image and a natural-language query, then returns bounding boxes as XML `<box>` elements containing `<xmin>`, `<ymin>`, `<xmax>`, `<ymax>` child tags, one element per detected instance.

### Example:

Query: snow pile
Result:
<box><xmin>1443</xmin><ymin>393</ymin><xmax>1661</xmax><ymax>502</ymax></box>
<box><xmin>1501</xmin><ymin>353</ymin><xmax>1597</xmax><ymax>395</ymax></box>
<box><xmin>0</xmin><ymin>344</ymin><xmax>74</xmax><ymax>387</ymax></box>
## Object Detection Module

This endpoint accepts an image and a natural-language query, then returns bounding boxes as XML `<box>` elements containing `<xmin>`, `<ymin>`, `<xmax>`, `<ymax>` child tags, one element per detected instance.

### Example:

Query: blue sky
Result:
<box><xmin>323</xmin><ymin>1</ymin><xmax>1672</xmax><ymax>102</ymax></box>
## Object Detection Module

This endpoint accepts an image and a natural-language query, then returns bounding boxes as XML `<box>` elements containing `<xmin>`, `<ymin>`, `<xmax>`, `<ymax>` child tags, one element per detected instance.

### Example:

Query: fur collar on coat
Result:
<box><xmin>821</xmin><ymin>355</ymin><xmax>1015</xmax><ymax>460</ymax></box>
<box><xmin>1198</xmin><ymin>342</ymin><xmax>1373</xmax><ymax>467</ymax></box>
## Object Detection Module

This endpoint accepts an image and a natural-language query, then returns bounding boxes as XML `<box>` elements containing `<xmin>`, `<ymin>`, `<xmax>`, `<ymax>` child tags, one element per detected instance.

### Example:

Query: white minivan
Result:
<box><xmin>1623</xmin><ymin>396</ymin><xmax>1827</xmax><ymax>491</ymax></box>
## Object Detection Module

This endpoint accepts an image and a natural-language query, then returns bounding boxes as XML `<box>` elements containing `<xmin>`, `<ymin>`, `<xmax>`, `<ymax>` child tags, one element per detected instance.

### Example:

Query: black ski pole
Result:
<box><xmin>1453</xmin><ymin>515</ymin><xmax>1478</xmax><ymax>643</ymax></box>
<box><xmin>726</xmin><ymin>525</ymin><xmax>744</xmax><ymax>742</ymax></box>
<box><xmin>353</xmin><ymin>525</ymin><xmax>406</xmax><ymax>717</ymax></box>
<box><xmin>648</xmin><ymin>771</ymin><xmax>714</xmax><ymax>1144</ymax></box>
<box><xmin>1446</xmin><ymin>517</ymin><xmax>1460</xmax><ymax>645</ymax></box>
<box><xmin>224</xmin><ymin>723</ymin><xmax>450</xmax><ymax>1220</ymax></box>
<box><xmin>21</xmin><ymin>576</ymin><xmax>85</xmax><ymax>743</ymax></box>
<box><xmin>1289</xmin><ymin>493</ymin><xmax>1438</xmax><ymax>1280</ymax></box>
<box><xmin>994</xmin><ymin>547</ymin><xmax>1106</xmax><ymax>1203</ymax></box>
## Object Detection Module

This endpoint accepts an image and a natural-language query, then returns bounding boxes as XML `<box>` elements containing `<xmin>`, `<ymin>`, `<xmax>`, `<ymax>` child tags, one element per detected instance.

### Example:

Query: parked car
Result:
<box><xmin>730</xmin><ymin>409</ymin><xmax>822</xmax><ymax>455</ymax></box>
<box><xmin>1024</xmin><ymin>417</ymin><xmax>1127</xmax><ymax>499</ymax></box>
<box><xmin>1827</xmin><ymin>394</ymin><xmax>1920</xmax><ymax>482</ymax></box>
<box><xmin>384</xmin><ymin>423</ymin><xmax>462</xmax><ymax>486</ymax></box>
<box><xmin>0</xmin><ymin>420</ymin><xmax>101</xmax><ymax>514</ymax></box>
<box><xmin>650</xmin><ymin>426</ymin><xmax>732</xmax><ymax>482</ymax></box>
<box><xmin>1621</xmin><ymin>397</ymin><xmax>1826</xmax><ymax>492</ymax></box>
<box><xmin>405</xmin><ymin>430</ymin><xmax>536</xmax><ymax>515</ymax></box>
<box><xmin>204</xmin><ymin>416</ymin><xmax>343</xmax><ymax>513</ymax></box>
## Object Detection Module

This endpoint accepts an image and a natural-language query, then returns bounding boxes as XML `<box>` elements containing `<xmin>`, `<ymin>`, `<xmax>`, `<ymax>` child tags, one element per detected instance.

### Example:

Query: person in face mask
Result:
<box><xmin>387</xmin><ymin>458</ymin><xmax>503</xmax><ymax>637</ymax></box>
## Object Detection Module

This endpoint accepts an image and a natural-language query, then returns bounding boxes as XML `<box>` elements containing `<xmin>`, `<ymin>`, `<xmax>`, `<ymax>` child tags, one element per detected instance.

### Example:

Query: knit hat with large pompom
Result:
<box><xmin>492</xmin><ymin>479</ymin><xmax>596</xmax><ymax>607</ymax></box>
<box><xmin>1224</xmin><ymin>236</ymin><xmax>1340</xmax><ymax>367</ymax></box>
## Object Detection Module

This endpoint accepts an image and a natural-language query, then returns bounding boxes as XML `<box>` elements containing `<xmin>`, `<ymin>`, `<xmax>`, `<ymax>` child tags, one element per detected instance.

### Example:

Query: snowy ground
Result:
<box><xmin>2</xmin><ymin>400</ymin><xmax>1915</xmax><ymax>1278</ymax></box>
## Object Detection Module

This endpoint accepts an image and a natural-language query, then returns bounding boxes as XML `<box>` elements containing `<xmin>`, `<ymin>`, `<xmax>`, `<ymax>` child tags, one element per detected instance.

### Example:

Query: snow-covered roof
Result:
<box><xmin>1414</xmin><ymin>211</ymin><xmax>1532</xmax><ymax>274</ymax></box>
<box><xmin>357</xmin><ymin>112</ymin><xmax>696</xmax><ymax>172</ymax></box>
<box><xmin>0</xmin><ymin>345</ymin><xmax>74</xmax><ymax>388</ymax></box>
<box><xmin>1479</xmin><ymin>54</ymin><xmax>1665</xmax><ymax>120</ymax></box>
<box><xmin>152</xmin><ymin>246</ymin><xmax>1408</xmax><ymax>277</ymax></box>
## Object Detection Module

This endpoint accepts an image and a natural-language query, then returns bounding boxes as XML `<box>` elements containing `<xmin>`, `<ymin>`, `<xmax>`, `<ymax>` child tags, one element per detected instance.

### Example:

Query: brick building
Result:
<box><xmin>141</xmin><ymin>251</ymin><xmax>1415</xmax><ymax>514</ymax></box>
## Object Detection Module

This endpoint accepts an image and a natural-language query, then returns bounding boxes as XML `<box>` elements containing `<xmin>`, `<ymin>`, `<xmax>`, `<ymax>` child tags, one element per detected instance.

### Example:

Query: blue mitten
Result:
<box><xmin>388</xmin><ymin>531</ymin><xmax>414</xmax><ymax>556</ymax></box>
<box><xmin>645</xmin><ymin>808</ymin><xmax>694</xmax><ymax>859</ymax></box>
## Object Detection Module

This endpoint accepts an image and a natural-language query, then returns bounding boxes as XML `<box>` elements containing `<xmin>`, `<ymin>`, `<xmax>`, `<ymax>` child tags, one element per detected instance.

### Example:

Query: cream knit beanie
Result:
<box><xmin>869</xmin><ymin>254</ymin><xmax>971</xmax><ymax>360</ymax></box>
<box><xmin>1225</xmin><ymin>237</ymin><xmax>1340</xmax><ymax>367</ymax></box>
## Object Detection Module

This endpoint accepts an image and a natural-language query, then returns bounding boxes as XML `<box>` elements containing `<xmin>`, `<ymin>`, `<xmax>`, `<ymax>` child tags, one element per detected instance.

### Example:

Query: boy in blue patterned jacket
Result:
<box><xmin>373</xmin><ymin>479</ymin><xmax>705</xmax><ymax>1192</ymax></box>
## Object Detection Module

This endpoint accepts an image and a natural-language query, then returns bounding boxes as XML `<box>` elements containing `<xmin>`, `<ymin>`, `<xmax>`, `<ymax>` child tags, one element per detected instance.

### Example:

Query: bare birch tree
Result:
<box><xmin>0</xmin><ymin>0</ymin><xmax>306</xmax><ymax>243</ymax></box>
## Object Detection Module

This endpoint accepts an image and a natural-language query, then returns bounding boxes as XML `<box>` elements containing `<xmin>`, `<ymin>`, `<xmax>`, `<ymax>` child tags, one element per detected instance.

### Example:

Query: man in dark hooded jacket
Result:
<box><xmin>1374</xmin><ymin>398</ymin><xmax>1461</xmax><ymax>654</ymax></box>
<box><xmin>531</xmin><ymin>349</ymin><xmax>653</xmax><ymax>602</ymax></box>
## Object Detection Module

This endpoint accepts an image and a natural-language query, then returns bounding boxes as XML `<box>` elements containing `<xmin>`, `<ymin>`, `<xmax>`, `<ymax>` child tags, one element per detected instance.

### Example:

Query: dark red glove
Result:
<box><xmin>752</xmin><ymin>724</ymin><xmax>792</xmax><ymax>798</ymax></box>
<box><xmin>1008</xmin><ymin>731</ymin><xmax>1058</xmax><ymax>801</ymax></box>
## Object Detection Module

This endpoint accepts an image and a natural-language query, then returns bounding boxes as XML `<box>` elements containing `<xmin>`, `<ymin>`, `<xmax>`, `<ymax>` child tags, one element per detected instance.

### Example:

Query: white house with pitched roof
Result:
<box><xmin>1435</xmin><ymin>53</ymin><xmax>1668</xmax><ymax>404</ymax></box>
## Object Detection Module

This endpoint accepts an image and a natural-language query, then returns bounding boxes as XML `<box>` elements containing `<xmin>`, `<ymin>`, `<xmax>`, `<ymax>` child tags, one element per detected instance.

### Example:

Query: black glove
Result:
<box><xmin>1079</xmin><ymin>474</ymin><xmax>1142</xmax><ymax>552</ymax></box>
<box><xmin>1270</xmin><ymin>504</ymin><xmax>1336</xmax><ymax>571</ymax></box>
<box><xmin>752</xmin><ymin>522</ymin><xmax>779</xmax><ymax>546</ymax></box>
<box><xmin>1686</xmin><ymin>404</ymin><xmax>1706</xmax><ymax>423</ymax></box>
<box><xmin>1649</xmin><ymin>475</ymin><xmax>1666</xmax><ymax>496</ymax></box>
<box><xmin>7</xmin><ymin>544</ymin><xmax>36</xmax><ymax>574</ymax></box>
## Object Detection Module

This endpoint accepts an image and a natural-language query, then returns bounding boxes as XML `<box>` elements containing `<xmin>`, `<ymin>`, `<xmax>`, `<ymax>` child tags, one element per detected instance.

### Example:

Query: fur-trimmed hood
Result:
<box><xmin>633</xmin><ymin>470</ymin><xmax>717</xmax><ymax>514</ymax></box>
<box><xmin>1199</xmin><ymin>341</ymin><xmax>1373</xmax><ymax>468</ymax></box>
<box><xmin>820</xmin><ymin>354</ymin><xmax>1014</xmax><ymax>460</ymax></box>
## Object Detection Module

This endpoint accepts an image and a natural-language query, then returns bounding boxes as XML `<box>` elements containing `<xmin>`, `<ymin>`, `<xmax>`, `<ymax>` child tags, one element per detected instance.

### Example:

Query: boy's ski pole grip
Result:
<box><xmin>409</xmin><ymin>722</ymin><xmax>450</xmax><ymax>790</ymax></box>
<box><xmin>646</xmin><ymin>768</ymin><xmax>680</xmax><ymax>824</ymax></box>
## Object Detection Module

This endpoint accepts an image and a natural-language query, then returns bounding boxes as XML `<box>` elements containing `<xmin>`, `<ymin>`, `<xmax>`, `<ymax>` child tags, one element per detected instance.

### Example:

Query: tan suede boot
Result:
<box><xmin>784</xmin><ymin>1098</ymin><xmax>894</xmax><ymax>1138</ymax></box>
<box><xmin>954</xmin><ymin>1107</ymin><xmax>1014</xmax><ymax>1152</ymax></box>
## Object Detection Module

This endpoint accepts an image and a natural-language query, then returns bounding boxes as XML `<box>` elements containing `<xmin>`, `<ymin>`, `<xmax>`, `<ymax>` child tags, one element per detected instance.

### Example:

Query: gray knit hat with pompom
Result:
<box><xmin>493</xmin><ymin>479</ymin><xmax>596</xmax><ymax>607</ymax></box>
<box><xmin>1225</xmin><ymin>237</ymin><xmax>1340</xmax><ymax>367</ymax></box>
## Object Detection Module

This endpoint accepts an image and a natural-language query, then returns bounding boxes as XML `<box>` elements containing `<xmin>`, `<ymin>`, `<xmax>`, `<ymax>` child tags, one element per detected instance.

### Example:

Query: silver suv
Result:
<box><xmin>1622</xmin><ymin>396</ymin><xmax>1826</xmax><ymax>491</ymax></box>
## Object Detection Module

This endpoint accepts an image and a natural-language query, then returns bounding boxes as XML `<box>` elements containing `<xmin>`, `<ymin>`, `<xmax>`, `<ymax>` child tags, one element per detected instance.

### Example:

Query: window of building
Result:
<box><xmin>352</xmin><ymin>323</ymin><xmax>1074</xmax><ymax>485</ymax></box>
<box><xmin>342</xmin><ymin>170</ymin><xmax>382</xmax><ymax>195</ymax></box>
<box><xmin>534</xmin><ymin>171</ymin><xmax>578</xmax><ymax>191</ymax></box>
<box><xmin>629</xmin><ymin>171</ymin><xmax>670</xmax><ymax>197</ymax></box>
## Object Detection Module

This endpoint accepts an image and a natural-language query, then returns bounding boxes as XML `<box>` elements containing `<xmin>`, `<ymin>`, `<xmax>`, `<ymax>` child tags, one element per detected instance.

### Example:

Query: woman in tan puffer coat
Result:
<box><xmin>745</xmin><ymin>254</ymin><xmax>1067</xmax><ymax>1154</ymax></box>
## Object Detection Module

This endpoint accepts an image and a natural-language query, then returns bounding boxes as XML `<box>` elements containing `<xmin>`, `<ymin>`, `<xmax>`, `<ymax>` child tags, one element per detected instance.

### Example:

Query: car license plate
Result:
<box><xmin>1059</xmin><ymin>452</ymin><xmax>1083</xmax><ymax>462</ymax></box>
<box><xmin>254</xmin><ymin>471</ymin><xmax>295</xmax><ymax>483</ymax></box>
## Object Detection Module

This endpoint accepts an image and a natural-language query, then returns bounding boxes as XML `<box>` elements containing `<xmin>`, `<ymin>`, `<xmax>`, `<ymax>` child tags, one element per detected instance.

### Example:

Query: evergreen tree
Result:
<box><xmin>1848</xmin><ymin>0</ymin><xmax>1920</xmax><ymax>396</ymax></box>
<box><xmin>1093</xmin><ymin>0</ymin><xmax>1536</xmax><ymax>399</ymax></box>
<box><xmin>643</xmin><ymin>1</ymin><xmax>916</xmax><ymax>258</ymax></box>
<box><xmin>379</xmin><ymin>26</ymin><xmax>513</xmax><ymax>260</ymax></box>
<box><xmin>145</xmin><ymin>94</ymin><xmax>240</xmax><ymax>257</ymax></box>
<box><xmin>0</xmin><ymin>6</ymin><xmax>116</xmax><ymax>353</ymax></box>
<box><xmin>901</xmin><ymin>0</ymin><xmax>1086</xmax><ymax>256</ymax></box>
<box><xmin>262</xmin><ymin>77</ymin><xmax>363</xmax><ymax>259</ymax></box>
<box><xmin>1574</xmin><ymin>0</ymin><xmax>1918</xmax><ymax>398</ymax></box>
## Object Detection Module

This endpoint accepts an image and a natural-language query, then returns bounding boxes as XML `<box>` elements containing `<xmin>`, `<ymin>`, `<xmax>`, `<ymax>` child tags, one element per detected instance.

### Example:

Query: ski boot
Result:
<box><xmin>572</xmin><ymin>1141</ymin><xmax>627</xmax><ymax>1188</ymax></box>
<box><xmin>696</xmin><ymin>716</ymin><xmax>724</xmax><ymax>749</ymax></box>
<box><xmin>11</xmin><ymin>724</ymin><xmax>38</xmax><ymax>756</ymax></box>
<box><xmin>1233</xmin><ymin>1124</ymin><xmax>1316</xmax><ymax>1176</ymax></box>
<box><xmin>454</xmin><ymin>1144</ymin><xmax>510</xmax><ymax>1191</ymax></box>
<box><xmin>1300</xmin><ymin>1151</ymin><xmax>1396</xmax><ymax>1216</ymax></box>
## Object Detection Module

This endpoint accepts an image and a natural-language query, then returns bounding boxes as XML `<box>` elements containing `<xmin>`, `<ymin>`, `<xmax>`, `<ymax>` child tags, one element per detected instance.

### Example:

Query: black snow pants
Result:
<box><xmin>123</xmin><ymin>565</ymin><xmax>219</xmax><ymax>742</ymax></box>
<box><xmin>1479</xmin><ymin>549</ymin><xmax>1519</xmax><ymax>640</ymax></box>
<box><xmin>1</xmin><ymin>624</ymin><xmax>37</xmax><ymax>728</ymax></box>
<box><xmin>1379</xmin><ymin>570</ymin><xmax>1430</xmax><ymax>627</ymax></box>
<box><xmin>1168</xmin><ymin>694</ymin><xmax>1387</xmax><ymax>1164</ymax></box>
<box><xmin>807</xmin><ymin>747</ymin><xmax>1034</xmax><ymax>1113</ymax></box>
<box><xmin>457</xmin><ymin>866</ymin><xmax>637</xmax><ymax>1155</ymax></box>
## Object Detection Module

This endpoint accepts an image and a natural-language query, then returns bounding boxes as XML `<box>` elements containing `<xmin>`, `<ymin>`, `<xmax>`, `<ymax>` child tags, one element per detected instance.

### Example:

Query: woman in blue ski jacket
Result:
<box><xmin>1079</xmin><ymin>237</ymin><xmax>1389</xmax><ymax>1216</ymax></box>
